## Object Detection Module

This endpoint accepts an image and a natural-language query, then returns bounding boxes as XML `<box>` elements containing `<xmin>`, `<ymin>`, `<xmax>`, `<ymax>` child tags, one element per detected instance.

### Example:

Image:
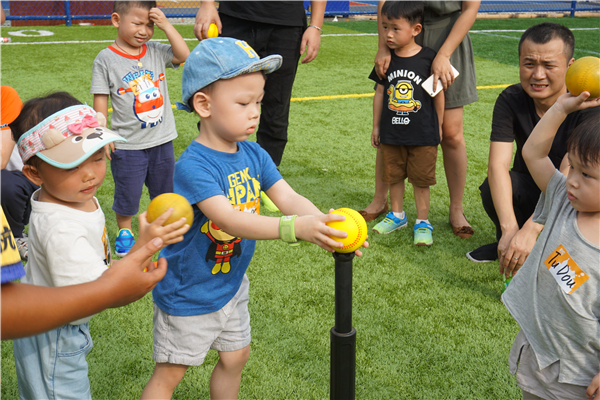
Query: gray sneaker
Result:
<box><xmin>16</xmin><ymin>233</ymin><xmax>28</xmax><ymax>261</ymax></box>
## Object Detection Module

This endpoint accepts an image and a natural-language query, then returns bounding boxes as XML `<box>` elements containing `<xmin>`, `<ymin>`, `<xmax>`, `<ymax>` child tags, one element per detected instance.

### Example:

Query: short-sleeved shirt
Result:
<box><xmin>91</xmin><ymin>42</ymin><xmax>179</xmax><ymax>150</ymax></box>
<box><xmin>490</xmin><ymin>84</ymin><xmax>600</xmax><ymax>175</ymax></box>
<box><xmin>152</xmin><ymin>140</ymin><xmax>282</xmax><ymax>317</ymax></box>
<box><xmin>24</xmin><ymin>191</ymin><xmax>111</xmax><ymax>325</ymax></box>
<box><xmin>218</xmin><ymin>1</ymin><xmax>307</xmax><ymax>26</ymax></box>
<box><xmin>369</xmin><ymin>47</ymin><xmax>440</xmax><ymax>147</ymax></box>
<box><xmin>502</xmin><ymin>170</ymin><xmax>600</xmax><ymax>386</ymax></box>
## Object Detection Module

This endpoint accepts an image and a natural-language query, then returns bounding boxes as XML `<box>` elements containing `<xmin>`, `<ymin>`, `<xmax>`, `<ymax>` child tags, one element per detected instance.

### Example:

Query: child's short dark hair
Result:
<box><xmin>518</xmin><ymin>22</ymin><xmax>574</xmax><ymax>62</ymax></box>
<box><xmin>567</xmin><ymin>118</ymin><xmax>600</xmax><ymax>167</ymax></box>
<box><xmin>113</xmin><ymin>1</ymin><xmax>156</xmax><ymax>15</ymax></box>
<box><xmin>9</xmin><ymin>92</ymin><xmax>82</xmax><ymax>165</ymax></box>
<box><xmin>381</xmin><ymin>1</ymin><xmax>424</xmax><ymax>26</ymax></box>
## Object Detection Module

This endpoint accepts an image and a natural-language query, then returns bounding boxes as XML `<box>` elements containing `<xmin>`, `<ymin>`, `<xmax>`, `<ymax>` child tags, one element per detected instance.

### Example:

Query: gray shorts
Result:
<box><xmin>152</xmin><ymin>275</ymin><xmax>251</xmax><ymax>366</ymax></box>
<box><xmin>509</xmin><ymin>330</ymin><xmax>588</xmax><ymax>400</ymax></box>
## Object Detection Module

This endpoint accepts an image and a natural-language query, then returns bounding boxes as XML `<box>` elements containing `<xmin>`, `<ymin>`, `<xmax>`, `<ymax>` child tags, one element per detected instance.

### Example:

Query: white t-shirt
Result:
<box><xmin>6</xmin><ymin>146</ymin><xmax>23</xmax><ymax>172</ymax></box>
<box><xmin>24</xmin><ymin>190</ymin><xmax>112</xmax><ymax>325</ymax></box>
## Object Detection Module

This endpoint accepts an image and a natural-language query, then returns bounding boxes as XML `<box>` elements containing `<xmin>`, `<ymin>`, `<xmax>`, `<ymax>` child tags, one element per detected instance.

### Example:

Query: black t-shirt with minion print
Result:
<box><xmin>369</xmin><ymin>47</ymin><xmax>440</xmax><ymax>147</ymax></box>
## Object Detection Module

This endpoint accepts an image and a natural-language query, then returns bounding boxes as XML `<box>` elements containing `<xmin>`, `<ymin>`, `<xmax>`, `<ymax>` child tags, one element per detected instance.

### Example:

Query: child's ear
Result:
<box><xmin>413</xmin><ymin>23</ymin><xmax>422</xmax><ymax>37</ymax></box>
<box><xmin>192</xmin><ymin>92</ymin><xmax>211</xmax><ymax>118</ymax></box>
<box><xmin>22</xmin><ymin>164</ymin><xmax>43</xmax><ymax>186</ymax></box>
<box><xmin>111</xmin><ymin>12</ymin><xmax>120</xmax><ymax>28</ymax></box>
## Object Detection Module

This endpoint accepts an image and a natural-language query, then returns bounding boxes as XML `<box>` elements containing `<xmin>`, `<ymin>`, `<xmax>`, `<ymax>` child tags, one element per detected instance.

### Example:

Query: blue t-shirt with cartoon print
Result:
<box><xmin>152</xmin><ymin>140</ymin><xmax>282</xmax><ymax>316</ymax></box>
<box><xmin>369</xmin><ymin>46</ymin><xmax>440</xmax><ymax>147</ymax></box>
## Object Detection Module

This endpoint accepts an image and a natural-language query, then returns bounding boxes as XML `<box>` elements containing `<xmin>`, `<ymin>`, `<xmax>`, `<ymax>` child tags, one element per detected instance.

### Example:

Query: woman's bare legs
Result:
<box><xmin>360</xmin><ymin>148</ymin><xmax>389</xmax><ymax>215</ymax></box>
<box><xmin>441</xmin><ymin>107</ymin><xmax>472</xmax><ymax>233</ymax></box>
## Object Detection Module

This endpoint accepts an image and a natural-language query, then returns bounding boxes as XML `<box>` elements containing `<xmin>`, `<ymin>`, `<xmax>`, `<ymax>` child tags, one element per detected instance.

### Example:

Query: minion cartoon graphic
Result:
<box><xmin>387</xmin><ymin>80</ymin><xmax>421</xmax><ymax>115</ymax></box>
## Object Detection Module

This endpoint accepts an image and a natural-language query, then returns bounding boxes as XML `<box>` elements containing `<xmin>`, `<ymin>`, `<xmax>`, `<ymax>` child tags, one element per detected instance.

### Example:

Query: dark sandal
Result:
<box><xmin>450</xmin><ymin>214</ymin><xmax>474</xmax><ymax>239</ymax></box>
<box><xmin>358</xmin><ymin>200</ymin><xmax>389</xmax><ymax>222</ymax></box>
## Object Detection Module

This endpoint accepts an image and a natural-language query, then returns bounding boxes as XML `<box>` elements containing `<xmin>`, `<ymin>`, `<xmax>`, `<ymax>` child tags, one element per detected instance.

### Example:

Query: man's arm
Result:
<box><xmin>1</xmin><ymin>238</ymin><xmax>166</xmax><ymax>340</ymax></box>
<box><xmin>488</xmin><ymin>141</ymin><xmax>519</xmax><ymax>240</ymax></box>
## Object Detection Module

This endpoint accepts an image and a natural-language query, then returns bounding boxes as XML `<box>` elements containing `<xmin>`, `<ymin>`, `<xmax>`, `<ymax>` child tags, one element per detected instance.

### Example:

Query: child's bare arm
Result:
<box><xmin>149</xmin><ymin>7</ymin><xmax>190</xmax><ymax>65</ymax></box>
<box><xmin>371</xmin><ymin>84</ymin><xmax>384</xmax><ymax>148</ymax></box>
<box><xmin>199</xmin><ymin>187</ymin><xmax>364</xmax><ymax>254</ymax></box>
<box><xmin>93</xmin><ymin>94</ymin><xmax>114</xmax><ymax>159</ymax></box>
<box><xmin>523</xmin><ymin>92</ymin><xmax>600</xmax><ymax>194</ymax></box>
<box><xmin>587</xmin><ymin>372</ymin><xmax>600</xmax><ymax>400</ymax></box>
<box><xmin>93</xmin><ymin>94</ymin><xmax>109</xmax><ymax>118</ymax></box>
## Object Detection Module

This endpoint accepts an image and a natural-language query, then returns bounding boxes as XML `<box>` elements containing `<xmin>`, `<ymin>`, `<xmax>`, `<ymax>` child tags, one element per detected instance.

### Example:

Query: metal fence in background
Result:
<box><xmin>3</xmin><ymin>1</ymin><xmax>600</xmax><ymax>26</ymax></box>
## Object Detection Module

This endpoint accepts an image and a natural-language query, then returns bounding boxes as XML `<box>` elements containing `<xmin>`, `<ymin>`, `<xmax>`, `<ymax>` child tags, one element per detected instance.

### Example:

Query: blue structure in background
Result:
<box><xmin>3</xmin><ymin>0</ymin><xmax>600</xmax><ymax>25</ymax></box>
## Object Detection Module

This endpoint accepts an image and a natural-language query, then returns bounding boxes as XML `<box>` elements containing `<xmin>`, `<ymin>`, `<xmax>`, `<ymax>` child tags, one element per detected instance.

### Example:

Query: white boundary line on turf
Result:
<box><xmin>470</xmin><ymin>30</ymin><xmax>600</xmax><ymax>55</ymax></box>
<box><xmin>2</xmin><ymin>27</ymin><xmax>598</xmax><ymax>45</ymax></box>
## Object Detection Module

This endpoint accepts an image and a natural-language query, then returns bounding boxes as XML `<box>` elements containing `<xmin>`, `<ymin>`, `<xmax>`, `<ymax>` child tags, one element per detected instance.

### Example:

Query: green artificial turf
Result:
<box><xmin>1</xmin><ymin>15</ymin><xmax>599</xmax><ymax>399</ymax></box>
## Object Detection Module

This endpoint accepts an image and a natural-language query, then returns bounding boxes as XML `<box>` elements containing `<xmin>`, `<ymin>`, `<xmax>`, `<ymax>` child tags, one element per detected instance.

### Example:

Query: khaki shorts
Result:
<box><xmin>152</xmin><ymin>275</ymin><xmax>251</xmax><ymax>367</ymax></box>
<box><xmin>380</xmin><ymin>144</ymin><xmax>438</xmax><ymax>187</ymax></box>
<box><xmin>509</xmin><ymin>330</ymin><xmax>588</xmax><ymax>400</ymax></box>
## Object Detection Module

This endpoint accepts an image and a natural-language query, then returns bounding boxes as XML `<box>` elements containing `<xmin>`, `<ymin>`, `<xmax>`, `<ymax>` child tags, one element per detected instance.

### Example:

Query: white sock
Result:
<box><xmin>393</xmin><ymin>211</ymin><xmax>405</xmax><ymax>220</ymax></box>
<box><xmin>416</xmin><ymin>219</ymin><xmax>430</xmax><ymax>225</ymax></box>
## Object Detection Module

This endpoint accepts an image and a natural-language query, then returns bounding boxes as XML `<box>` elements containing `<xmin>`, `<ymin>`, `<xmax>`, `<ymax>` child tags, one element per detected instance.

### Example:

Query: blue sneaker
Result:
<box><xmin>414</xmin><ymin>221</ymin><xmax>433</xmax><ymax>246</ymax></box>
<box><xmin>115</xmin><ymin>228</ymin><xmax>135</xmax><ymax>257</ymax></box>
<box><xmin>373</xmin><ymin>212</ymin><xmax>407</xmax><ymax>234</ymax></box>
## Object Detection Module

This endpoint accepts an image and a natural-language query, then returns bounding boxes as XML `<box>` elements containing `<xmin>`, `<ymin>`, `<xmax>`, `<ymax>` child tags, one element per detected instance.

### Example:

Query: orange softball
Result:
<box><xmin>147</xmin><ymin>193</ymin><xmax>194</xmax><ymax>227</ymax></box>
<box><xmin>565</xmin><ymin>56</ymin><xmax>600</xmax><ymax>99</ymax></box>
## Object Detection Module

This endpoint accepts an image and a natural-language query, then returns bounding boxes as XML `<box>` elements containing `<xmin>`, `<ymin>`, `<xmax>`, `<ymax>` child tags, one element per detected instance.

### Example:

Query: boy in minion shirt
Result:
<box><xmin>142</xmin><ymin>37</ymin><xmax>366</xmax><ymax>399</ymax></box>
<box><xmin>370</xmin><ymin>1</ymin><xmax>445</xmax><ymax>246</ymax></box>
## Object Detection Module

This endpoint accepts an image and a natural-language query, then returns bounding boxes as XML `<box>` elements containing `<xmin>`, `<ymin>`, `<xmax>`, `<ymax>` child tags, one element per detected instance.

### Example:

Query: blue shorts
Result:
<box><xmin>111</xmin><ymin>141</ymin><xmax>175</xmax><ymax>216</ymax></box>
<box><xmin>13</xmin><ymin>323</ymin><xmax>93</xmax><ymax>400</ymax></box>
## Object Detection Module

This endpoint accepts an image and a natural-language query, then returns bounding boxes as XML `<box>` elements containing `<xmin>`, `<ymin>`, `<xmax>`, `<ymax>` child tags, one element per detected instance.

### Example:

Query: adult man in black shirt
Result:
<box><xmin>467</xmin><ymin>23</ymin><xmax>599</xmax><ymax>275</ymax></box>
<box><xmin>194</xmin><ymin>1</ymin><xmax>325</xmax><ymax>167</ymax></box>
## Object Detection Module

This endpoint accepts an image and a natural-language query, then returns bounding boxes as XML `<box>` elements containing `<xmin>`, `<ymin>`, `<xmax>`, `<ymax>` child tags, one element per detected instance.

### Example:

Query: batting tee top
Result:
<box><xmin>490</xmin><ymin>83</ymin><xmax>600</xmax><ymax>176</ymax></box>
<box><xmin>369</xmin><ymin>47</ymin><xmax>440</xmax><ymax>147</ymax></box>
<box><xmin>153</xmin><ymin>140</ymin><xmax>282</xmax><ymax>316</ymax></box>
<box><xmin>502</xmin><ymin>170</ymin><xmax>600</xmax><ymax>386</ymax></box>
<box><xmin>91</xmin><ymin>42</ymin><xmax>179</xmax><ymax>150</ymax></box>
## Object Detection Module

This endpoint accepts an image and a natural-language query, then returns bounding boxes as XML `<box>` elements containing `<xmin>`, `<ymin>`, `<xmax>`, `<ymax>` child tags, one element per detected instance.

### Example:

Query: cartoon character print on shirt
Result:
<box><xmin>201</xmin><ymin>221</ymin><xmax>243</xmax><ymax>275</ymax></box>
<box><xmin>544</xmin><ymin>244</ymin><xmax>589</xmax><ymax>295</ymax></box>
<box><xmin>118</xmin><ymin>70</ymin><xmax>165</xmax><ymax>129</ymax></box>
<box><xmin>201</xmin><ymin>166</ymin><xmax>262</xmax><ymax>275</ymax></box>
<box><xmin>387</xmin><ymin>80</ymin><xmax>421</xmax><ymax>115</ymax></box>
<box><xmin>102</xmin><ymin>225</ymin><xmax>112</xmax><ymax>267</ymax></box>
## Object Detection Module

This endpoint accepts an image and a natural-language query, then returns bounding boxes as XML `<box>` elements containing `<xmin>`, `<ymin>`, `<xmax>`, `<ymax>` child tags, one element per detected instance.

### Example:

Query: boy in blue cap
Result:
<box><xmin>141</xmin><ymin>38</ymin><xmax>367</xmax><ymax>399</ymax></box>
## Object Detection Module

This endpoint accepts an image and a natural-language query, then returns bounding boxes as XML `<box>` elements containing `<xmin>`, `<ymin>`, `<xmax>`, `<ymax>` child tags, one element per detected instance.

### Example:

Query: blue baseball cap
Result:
<box><xmin>177</xmin><ymin>37</ymin><xmax>283</xmax><ymax>113</ymax></box>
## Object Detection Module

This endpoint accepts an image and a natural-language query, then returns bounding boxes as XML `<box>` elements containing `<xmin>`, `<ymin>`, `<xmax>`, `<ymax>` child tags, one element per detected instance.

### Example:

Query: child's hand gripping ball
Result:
<box><xmin>565</xmin><ymin>56</ymin><xmax>600</xmax><ymax>99</ymax></box>
<box><xmin>202</xmin><ymin>23</ymin><xmax>219</xmax><ymax>39</ymax></box>
<box><xmin>326</xmin><ymin>208</ymin><xmax>367</xmax><ymax>253</ymax></box>
<box><xmin>147</xmin><ymin>193</ymin><xmax>194</xmax><ymax>227</ymax></box>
